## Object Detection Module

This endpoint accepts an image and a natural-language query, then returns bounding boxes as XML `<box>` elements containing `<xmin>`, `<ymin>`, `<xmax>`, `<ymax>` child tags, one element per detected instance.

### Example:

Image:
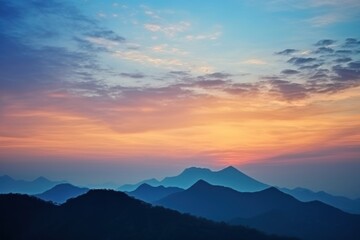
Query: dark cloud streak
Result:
<box><xmin>275</xmin><ymin>49</ymin><xmax>298</xmax><ymax>55</ymax></box>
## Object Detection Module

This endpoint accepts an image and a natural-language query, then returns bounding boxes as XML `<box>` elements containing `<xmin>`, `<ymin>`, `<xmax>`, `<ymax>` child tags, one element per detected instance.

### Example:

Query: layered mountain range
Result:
<box><xmin>0</xmin><ymin>190</ymin><xmax>294</xmax><ymax>240</ymax></box>
<box><xmin>1</xmin><ymin>166</ymin><xmax>360</xmax><ymax>239</ymax></box>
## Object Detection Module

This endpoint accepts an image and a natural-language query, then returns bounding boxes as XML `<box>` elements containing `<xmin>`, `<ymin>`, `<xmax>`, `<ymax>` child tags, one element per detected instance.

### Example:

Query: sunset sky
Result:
<box><xmin>1</xmin><ymin>0</ymin><xmax>360</xmax><ymax>198</ymax></box>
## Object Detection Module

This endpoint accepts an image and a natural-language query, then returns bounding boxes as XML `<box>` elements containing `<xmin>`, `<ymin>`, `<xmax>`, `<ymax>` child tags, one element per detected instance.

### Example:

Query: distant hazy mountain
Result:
<box><xmin>280</xmin><ymin>187</ymin><xmax>360</xmax><ymax>214</ymax></box>
<box><xmin>157</xmin><ymin>180</ymin><xmax>360</xmax><ymax>240</ymax></box>
<box><xmin>0</xmin><ymin>175</ymin><xmax>65</xmax><ymax>194</ymax></box>
<box><xmin>127</xmin><ymin>183</ymin><xmax>183</xmax><ymax>202</ymax></box>
<box><xmin>35</xmin><ymin>183</ymin><xmax>89</xmax><ymax>203</ymax></box>
<box><xmin>119</xmin><ymin>166</ymin><xmax>268</xmax><ymax>192</ymax></box>
<box><xmin>0</xmin><ymin>190</ymin><xmax>294</xmax><ymax>240</ymax></box>
<box><xmin>118</xmin><ymin>178</ymin><xmax>161</xmax><ymax>192</ymax></box>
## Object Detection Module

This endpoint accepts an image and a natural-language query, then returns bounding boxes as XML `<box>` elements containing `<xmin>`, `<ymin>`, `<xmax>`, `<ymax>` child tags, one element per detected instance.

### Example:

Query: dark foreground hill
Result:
<box><xmin>0</xmin><ymin>190</ymin><xmax>295</xmax><ymax>240</ymax></box>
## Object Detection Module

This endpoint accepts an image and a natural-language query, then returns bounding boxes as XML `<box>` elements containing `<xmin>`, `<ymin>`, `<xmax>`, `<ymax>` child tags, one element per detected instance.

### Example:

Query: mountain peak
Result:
<box><xmin>263</xmin><ymin>186</ymin><xmax>282</xmax><ymax>193</ymax></box>
<box><xmin>182</xmin><ymin>167</ymin><xmax>211</xmax><ymax>174</ymax></box>
<box><xmin>136</xmin><ymin>183</ymin><xmax>163</xmax><ymax>191</ymax></box>
<box><xmin>51</xmin><ymin>183</ymin><xmax>78</xmax><ymax>190</ymax></box>
<box><xmin>33</xmin><ymin>176</ymin><xmax>50</xmax><ymax>183</ymax></box>
<box><xmin>0</xmin><ymin>175</ymin><xmax>13</xmax><ymax>181</ymax></box>
<box><xmin>220</xmin><ymin>166</ymin><xmax>240</xmax><ymax>173</ymax></box>
<box><xmin>189</xmin><ymin>179</ymin><xmax>213</xmax><ymax>189</ymax></box>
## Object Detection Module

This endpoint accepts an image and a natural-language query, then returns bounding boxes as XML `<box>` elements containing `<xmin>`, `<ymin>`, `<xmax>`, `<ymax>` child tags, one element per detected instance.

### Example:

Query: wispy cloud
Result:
<box><xmin>242</xmin><ymin>59</ymin><xmax>268</xmax><ymax>65</ymax></box>
<box><xmin>185</xmin><ymin>31</ymin><xmax>222</xmax><ymax>41</ymax></box>
<box><xmin>144</xmin><ymin>21</ymin><xmax>190</xmax><ymax>37</ymax></box>
<box><xmin>151</xmin><ymin>44</ymin><xmax>188</xmax><ymax>55</ymax></box>
<box><xmin>306</xmin><ymin>13</ymin><xmax>344</xmax><ymax>27</ymax></box>
<box><xmin>114</xmin><ymin>50</ymin><xmax>184</xmax><ymax>68</ymax></box>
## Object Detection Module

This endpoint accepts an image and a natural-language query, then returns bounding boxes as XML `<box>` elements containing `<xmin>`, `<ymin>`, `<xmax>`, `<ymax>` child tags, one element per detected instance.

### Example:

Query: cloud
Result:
<box><xmin>298</xmin><ymin>64</ymin><xmax>322</xmax><ymax>70</ymax></box>
<box><xmin>243</xmin><ymin>59</ymin><xmax>267</xmax><ymax>65</ymax></box>
<box><xmin>331</xmin><ymin>62</ymin><xmax>360</xmax><ymax>82</ymax></box>
<box><xmin>314</xmin><ymin>39</ymin><xmax>336</xmax><ymax>46</ymax></box>
<box><xmin>185</xmin><ymin>32</ymin><xmax>221</xmax><ymax>41</ymax></box>
<box><xmin>169</xmin><ymin>71</ymin><xmax>190</xmax><ymax>76</ymax></box>
<box><xmin>203</xmin><ymin>72</ymin><xmax>232</xmax><ymax>79</ymax></box>
<box><xmin>120</xmin><ymin>73</ymin><xmax>146</xmax><ymax>79</ymax></box>
<box><xmin>271</xmin><ymin>38</ymin><xmax>360</xmax><ymax>100</ymax></box>
<box><xmin>193</xmin><ymin>80</ymin><xmax>228</xmax><ymax>88</ymax></box>
<box><xmin>73</xmin><ymin>31</ymin><xmax>125</xmax><ymax>53</ymax></box>
<box><xmin>224</xmin><ymin>83</ymin><xmax>259</xmax><ymax>95</ymax></box>
<box><xmin>281</xmin><ymin>69</ymin><xmax>300</xmax><ymax>75</ymax></box>
<box><xmin>143</xmin><ymin>21</ymin><xmax>190</xmax><ymax>37</ymax></box>
<box><xmin>114</xmin><ymin>50</ymin><xmax>183</xmax><ymax>68</ymax></box>
<box><xmin>86</xmin><ymin>30</ymin><xmax>125</xmax><ymax>42</ymax></box>
<box><xmin>334</xmin><ymin>57</ymin><xmax>352</xmax><ymax>63</ymax></box>
<box><xmin>343</xmin><ymin>38</ymin><xmax>360</xmax><ymax>48</ymax></box>
<box><xmin>151</xmin><ymin>44</ymin><xmax>188</xmax><ymax>55</ymax></box>
<box><xmin>307</xmin><ymin>14</ymin><xmax>343</xmax><ymax>27</ymax></box>
<box><xmin>287</xmin><ymin>57</ymin><xmax>317</xmax><ymax>65</ymax></box>
<box><xmin>336</xmin><ymin>50</ymin><xmax>353</xmax><ymax>54</ymax></box>
<box><xmin>348</xmin><ymin>61</ymin><xmax>360</xmax><ymax>69</ymax></box>
<box><xmin>313</xmin><ymin>47</ymin><xmax>334</xmax><ymax>54</ymax></box>
<box><xmin>275</xmin><ymin>49</ymin><xmax>298</xmax><ymax>55</ymax></box>
<box><xmin>268</xmin><ymin>80</ymin><xmax>308</xmax><ymax>100</ymax></box>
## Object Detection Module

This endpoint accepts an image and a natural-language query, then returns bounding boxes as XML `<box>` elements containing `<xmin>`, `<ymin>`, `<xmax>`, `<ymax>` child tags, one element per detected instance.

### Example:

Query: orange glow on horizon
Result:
<box><xmin>1</xmin><ymin>86</ymin><xmax>360</xmax><ymax>167</ymax></box>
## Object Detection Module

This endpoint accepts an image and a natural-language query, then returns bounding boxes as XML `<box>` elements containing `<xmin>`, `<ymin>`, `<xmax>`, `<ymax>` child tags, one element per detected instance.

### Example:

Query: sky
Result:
<box><xmin>0</xmin><ymin>0</ymin><xmax>360</xmax><ymax>198</ymax></box>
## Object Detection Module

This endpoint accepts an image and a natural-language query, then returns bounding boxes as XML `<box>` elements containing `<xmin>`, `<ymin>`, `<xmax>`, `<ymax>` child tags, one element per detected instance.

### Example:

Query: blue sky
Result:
<box><xmin>1</xmin><ymin>0</ymin><xmax>360</xmax><ymax>197</ymax></box>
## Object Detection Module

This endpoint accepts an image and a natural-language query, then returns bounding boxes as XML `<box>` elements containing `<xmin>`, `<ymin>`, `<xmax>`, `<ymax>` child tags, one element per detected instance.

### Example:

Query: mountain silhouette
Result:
<box><xmin>119</xmin><ymin>166</ymin><xmax>268</xmax><ymax>192</ymax></box>
<box><xmin>118</xmin><ymin>178</ymin><xmax>161</xmax><ymax>191</ymax></box>
<box><xmin>157</xmin><ymin>180</ymin><xmax>298</xmax><ymax>221</ymax></box>
<box><xmin>0</xmin><ymin>175</ymin><xmax>65</xmax><ymax>194</ymax></box>
<box><xmin>127</xmin><ymin>183</ymin><xmax>183</xmax><ymax>202</ymax></box>
<box><xmin>0</xmin><ymin>190</ymin><xmax>295</xmax><ymax>240</ymax></box>
<box><xmin>156</xmin><ymin>180</ymin><xmax>360</xmax><ymax>240</ymax></box>
<box><xmin>280</xmin><ymin>187</ymin><xmax>360</xmax><ymax>214</ymax></box>
<box><xmin>231</xmin><ymin>200</ymin><xmax>360</xmax><ymax>240</ymax></box>
<box><xmin>35</xmin><ymin>183</ymin><xmax>89</xmax><ymax>203</ymax></box>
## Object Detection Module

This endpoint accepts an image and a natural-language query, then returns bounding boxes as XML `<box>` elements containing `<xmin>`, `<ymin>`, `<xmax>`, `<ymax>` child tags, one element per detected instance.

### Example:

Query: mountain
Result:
<box><xmin>157</xmin><ymin>180</ymin><xmax>299</xmax><ymax>221</ymax></box>
<box><xmin>280</xmin><ymin>187</ymin><xmax>360</xmax><ymax>214</ymax></box>
<box><xmin>35</xmin><ymin>183</ymin><xmax>89</xmax><ymax>203</ymax></box>
<box><xmin>118</xmin><ymin>178</ymin><xmax>161</xmax><ymax>191</ymax></box>
<box><xmin>0</xmin><ymin>175</ymin><xmax>65</xmax><ymax>194</ymax></box>
<box><xmin>231</xmin><ymin>201</ymin><xmax>360</xmax><ymax>240</ymax></box>
<box><xmin>156</xmin><ymin>180</ymin><xmax>360</xmax><ymax>240</ymax></box>
<box><xmin>0</xmin><ymin>190</ymin><xmax>295</xmax><ymax>240</ymax></box>
<box><xmin>119</xmin><ymin>166</ymin><xmax>268</xmax><ymax>192</ymax></box>
<box><xmin>127</xmin><ymin>183</ymin><xmax>183</xmax><ymax>202</ymax></box>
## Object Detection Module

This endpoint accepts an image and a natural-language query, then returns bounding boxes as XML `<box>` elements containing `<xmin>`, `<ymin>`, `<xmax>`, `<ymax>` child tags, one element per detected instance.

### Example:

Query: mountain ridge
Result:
<box><xmin>35</xmin><ymin>183</ymin><xmax>89</xmax><ymax>203</ymax></box>
<box><xmin>127</xmin><ymin>183</ymin><xmax>183</xmax><ymax>202</ymax></box>
<box><xmin>118</xmin><ymin>166</ymin><xmax>268</xmax><ymax>192</ymax></box>
<box><xmin>0</xmin><ymin>175</ymin><xmax>65</xmax><ymax>194</ymax></box>
<box><xmin>156</xmin><ymin>180</ymin><xmax>360</xmax><ymax>240</ymax></box>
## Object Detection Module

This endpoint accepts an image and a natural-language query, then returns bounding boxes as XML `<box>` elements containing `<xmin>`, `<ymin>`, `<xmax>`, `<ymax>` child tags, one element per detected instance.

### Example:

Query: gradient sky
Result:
<box><xmin>1</xmin><ymin>0</ymin><xmax>360</xmax><ymax>198</ymax></box>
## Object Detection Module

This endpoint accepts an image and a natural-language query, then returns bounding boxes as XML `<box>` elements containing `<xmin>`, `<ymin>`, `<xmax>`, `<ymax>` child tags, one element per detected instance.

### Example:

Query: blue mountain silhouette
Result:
<box><xmin>118</xmin><ymin>178</ymin><xmax>161</xmax><ymax>192</ymax></box>
<box><xmin>156</xmin><ymin>180</ymin><xmax>360</xmax><ymax>240</ymax></box>
<box><xmin>157</xmin><ymin>180</ymin><xmax>298</xmax><ymax>221</ymax></box>
<box><xmin>127</xmin><ymin>183</ymin><xmax>183</xmax><ymax>202</ymax></box>
<box><xmin>0</xmin><ymin>190</ymin><xmax>295</xmax><ymax>240</ymax></box>
<box><xmin>119</xmin><ymin>166</ymin><xmax>268</xmax><ymax>192</ymax></box>
<box><xmin>0</xmin><ymin>175</ymin><xmax>65</xmax><ymax>194</ymax></box>
<box><xmin>35</xmin><ymin>183</ymin><xmax>89</xmax><ymax>203</ymax></box>
<box><xmin>280</xmin><ymin>187</ymin><xmax>360</xmax><ymax>214</ymax></box>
